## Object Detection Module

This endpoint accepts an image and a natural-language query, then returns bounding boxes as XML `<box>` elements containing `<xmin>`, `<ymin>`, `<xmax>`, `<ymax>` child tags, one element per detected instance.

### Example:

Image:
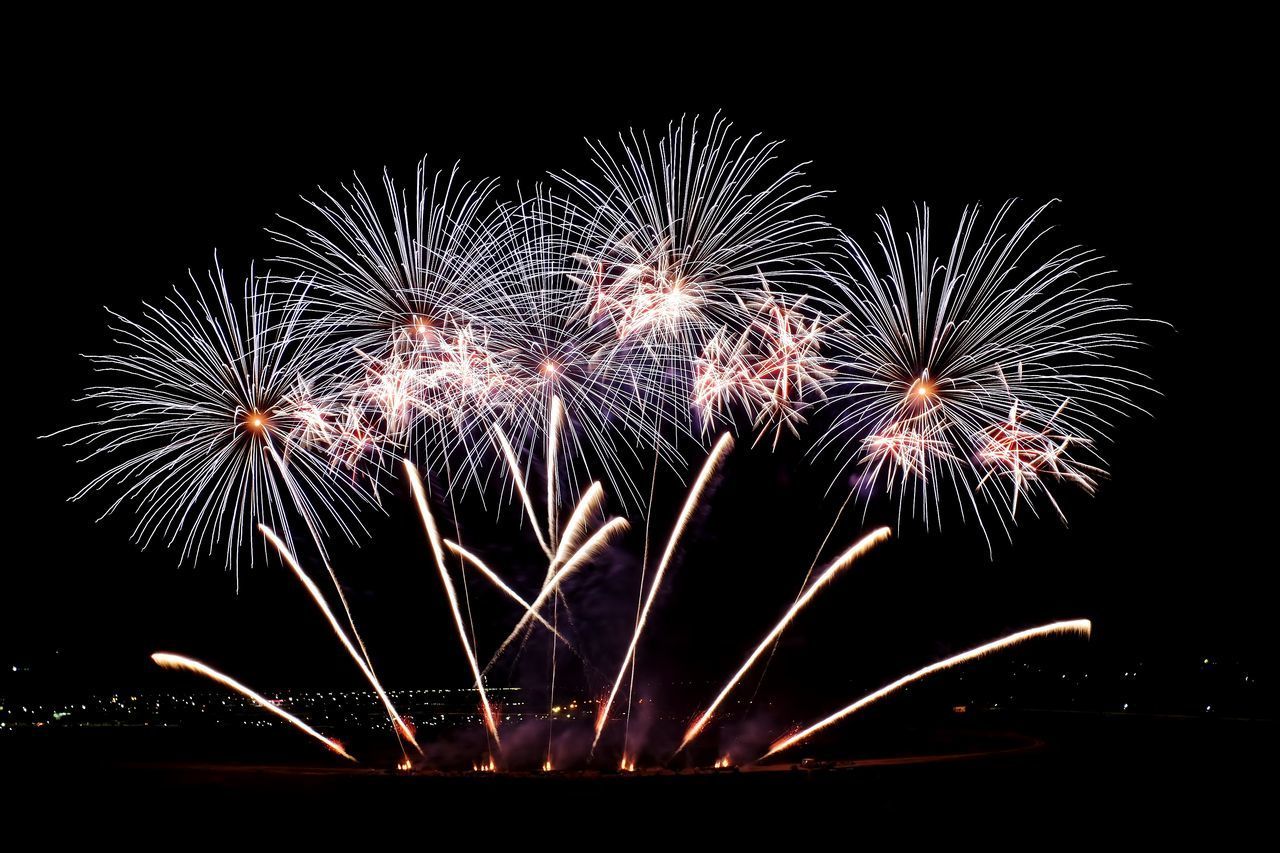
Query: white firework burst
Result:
<box><xmin>58</xmin><ymin>264</ymin><xmax>376</xmax><ymax>578</ymax></box>
<box><xmin>819</xmin><ymin>200</ymin><xmax>1153</xmax><ymax>541</ymax></box>
<box><xmin>270</xmin><ymin>159</ymin><xmax>510</xmax><ymax>444</ymax></box>
<box><xmin>554</xmin><ymin>113</ymin><xmax>838</xmax><ymax>446</ymax></box>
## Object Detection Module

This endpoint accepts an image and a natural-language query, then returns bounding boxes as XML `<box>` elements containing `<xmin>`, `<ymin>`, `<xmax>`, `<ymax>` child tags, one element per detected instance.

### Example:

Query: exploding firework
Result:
<box><xmin>819</xmin><ymin>201</ymin><xmax>1151</xmax><ymax>542</ymax></box>
<box><xmin>57</xmin><ymin>265</ymin><xmax>375</xmax><ymax>578</ymax></box>
<box><xmin>555</xmin><ymin>114</ymin><xmax>838</xmax><ymax>452</ymax></box>
<box><xmin>64</xmin><ymin>121</ymin><xmax>1144</xmax><ymax>775</ymax></box>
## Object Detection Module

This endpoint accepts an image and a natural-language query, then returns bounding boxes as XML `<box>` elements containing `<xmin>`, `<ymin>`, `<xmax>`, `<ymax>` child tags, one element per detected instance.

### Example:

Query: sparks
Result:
<box><xmin>151</xmin><ymin>653</ymin><xmax>354</xmax><ymax>761</ymax></box>
<box><xmin>678</xmin><ymin>527</ymin><xmax>891</xmax><ymax>753</ymax></box>
<box><xmin>259</xmin><ymin>525</ymin><xmax>420</xmax><ymax>751</ymax></box>
<box><xmin>764</xmin><ymin>619</ymin><xmax>1092</xmax><ymax>758</ymax></box>
<box><xmin>595</xmin><ymin>433</ymin><xmax>734</xmax><ymax>749</ymax></box>
<box><xmin>404</xmin><ymin>460</ymin><xmax>503</xmax><ymax>752</ymax></box>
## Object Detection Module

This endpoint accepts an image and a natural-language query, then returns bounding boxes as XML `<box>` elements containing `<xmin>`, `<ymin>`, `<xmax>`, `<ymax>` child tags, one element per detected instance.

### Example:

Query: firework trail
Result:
<box><xmin>678</xmin><ymin>526</ymin><xmax>891</xmax><ymax>753</ymax></box>
<box><xmin>764</xmin><ymin>619</ymin><xmax>1092</xmax><ymax>758</ymax></box>
<box><xmin>819</xmin><ymin>200</ymin><xmax>1151</xmax><ymax>542</ymax></box>
<box><xmin>492</xmin><ymin>425</ymin><xmax>553</xmax><ymax>558</ymax></box>
<box><xmin>259</xmin><ymin>525</ymin><xmax>419</xmax><ymax>751</ymax></box>
<box><xmin>483</xmin><ymin>516</ymin><xmax>630</xmax><ymax>674</ymax></box>
<box><xmin>595</xmin><ymin>433</ymin><xmax>734</xmax><ymax>751</ymax></box>
<box><xmin>547</xmin><ymin>395</ymin><xmax>562</xmax><ymax>548</ymax></box>
<box><xmin>261</xmin><ymin>437</ymin><xmax>387</xmax><ymax>739</ymax></box>
<box><xmin>404</xmin><ymin>460</ymin><xmax>502</xmax><ymax>750</ymax></box>
<box><xmin>552</xmin><ymin>482</ymin><xmax>605</xmax><ymax>569</ymax></box>
<box><xmin>151</xmin><ymin>653</ymin><xmax>354</xmax><ymax>761</ymax></box>
<box><xmin>442</xmin><ymin>539</ymin><xmax>572</xmax><ymax>648</ymax></box>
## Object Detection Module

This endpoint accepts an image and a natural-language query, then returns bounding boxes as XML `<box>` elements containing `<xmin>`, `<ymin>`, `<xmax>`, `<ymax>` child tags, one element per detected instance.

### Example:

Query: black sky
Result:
<box><xmin>6</xmin><ymin>33</ymin><xmax>1268</xmax><ymax>701</ymax></box>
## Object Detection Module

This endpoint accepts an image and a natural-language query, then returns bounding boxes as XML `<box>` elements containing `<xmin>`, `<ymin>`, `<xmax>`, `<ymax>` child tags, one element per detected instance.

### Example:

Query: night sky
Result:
<box><xmin>6</xmin><ymin>43</ymin><xmax>1266</xmax><ymax>713</ymax></box>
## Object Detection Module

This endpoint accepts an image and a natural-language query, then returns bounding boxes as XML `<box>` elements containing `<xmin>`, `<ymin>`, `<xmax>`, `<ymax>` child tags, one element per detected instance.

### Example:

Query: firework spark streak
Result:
<box><xmin>547</xmin><ymin>395</ymin><xmax>562</xmax><ymax>548</ymax></box>
<box><xmin>677</xmin><ymin>526</ymin><xmax>892</xmax><ymax>753</ymax></box>
<box><xmin>552</xmin><ymin>482</ymin><xmax>605</xmax><ymax>570</ymax></box>
<box><xmin>594</xmin><ymin>433</ymin><xmax>734</xmax><ymax>749</ymax></box>
<box><xmin>404</xmin><ymin>460</ymin><xmax>502</xmax><ymax>750</ymax></box>
<box><xmin>442</xmin><ymin>539</ymin><xmax>573</xmax><ymax>648</ymax></box>
<box><xmin>764</xmin><ymin>619</ymin><xmax>1092</xmax><ymax>758</ymax></box>
<box><xmin>259</xmin><ymin>525</ymin><xmax>420</xmax><ymax>751</ymax></box>
<box><xmin>493</xmin><ymin>425</ymin><xmax>553</xmax><ymax>558</ymax></box>
<box><xmin>151</xmin><ymin>653</ymin><xmax>354</xmax><ymax>761</ymax></box>
<box><xmin>483</xmin><ymin>516</ymin><xmax>630</xmax><ymax>674</ymax></box>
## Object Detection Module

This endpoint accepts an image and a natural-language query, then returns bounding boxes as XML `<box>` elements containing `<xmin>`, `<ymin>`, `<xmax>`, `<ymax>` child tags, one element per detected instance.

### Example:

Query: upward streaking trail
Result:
<box><xmin>678</xmin><ymin>526</ymin><xmax>892</xmax><ymax>753</ymax></box>
<box><xmin>151</xmin><ymin>652</ymin><xmax>354</xmax><ymax>761</ymax></box>
<box><xmin>595</xmin><ymin>433</ymin><xmax>735</xmax><ymax>750</ymax></box>
<box><xmin>404</xmin><ymin>460</ymin><xmax>503</xmax><ymax>752</ymax></box>
<box><xmin>764</xmin><ymin>619</ymin><xmax>1092</xmax><ymax>758</ymax></box>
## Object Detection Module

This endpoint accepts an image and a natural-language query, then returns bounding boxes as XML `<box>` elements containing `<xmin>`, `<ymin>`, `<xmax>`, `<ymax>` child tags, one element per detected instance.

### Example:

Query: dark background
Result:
<box><xmin>5</xmin><ymin>34</ymin><xmax>1269</xmax><ymax>725</ymax></box>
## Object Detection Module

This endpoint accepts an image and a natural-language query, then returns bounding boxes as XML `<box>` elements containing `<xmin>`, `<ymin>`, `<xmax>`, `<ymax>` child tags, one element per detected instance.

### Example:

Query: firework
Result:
<box><xmin>678</xmin><ymin>526</ymin><xmax>891</xmax><ymax>753</ymax></box>
<box><xmin>272</xmin><ymin>159</ymin><xmax>528</xmax><ymax>494</ymax></box>
<box><xmin>484</xmin><ymin>516</ymin><xmax>631</xmax><ymax>674</ymax></box>
<box><xmin>58</xmin><ymin>265</ymin><xmax>375</xmax><ymax>579</ymax></box>
<box><xmin>820</xmin><ymin>201</ymin><xmax>1150</xmax><ymax>541</ymax></box>
<box><xmin>151</xmin><ymin>653</ymin><xmax>354</xmax><ymax>761</ymax></box>
<box><xmin>595</xmin><ymin>433</ymin><xmax>734</xmax><ymax>750</ymax></box>
<box><xmin>61</xmin><ymin>122</ymin><xmax>1146</xmax><ymax>774</ymax></box>
<box><xmin>556</xmin><ymin>114</ymin><xmax>838</xmax><ymax>455</ymax></box>
<box><xmin>259</xmin><ymin>524</ymin><xmax>419</xmax><ymax>750</ymax></box>
<box><xmin>271</xmin><ymin>158</ymin><xmax>503</xmax><ymax>368</ymax></box>
<box><xmin>764</xmin><ymin>620</ymin><xmax>1092</xmax><ymax>758</ymax></box>
<box><xmin>694</xmin><ymin>285</ymin><xmax>836</xmax><ymax>445</ymax></box>
<box><xmin>442</xmin><ymin>539</ymin><xmax>573</xmax><ymax>648</ymax></box>
<box><xmin>974</xmin><ymin>400</ymin><xmax>1105</xmax><ymax>521</ymax></box>
<box><xmin>404</xmin><ymin>460</ymin><xmax>503</xmax><ymax>750</ymax></box>
<box><xmin>477</xmin><ymin>189</ymin><xmax>688</xmax><ymax>508</ymax></box>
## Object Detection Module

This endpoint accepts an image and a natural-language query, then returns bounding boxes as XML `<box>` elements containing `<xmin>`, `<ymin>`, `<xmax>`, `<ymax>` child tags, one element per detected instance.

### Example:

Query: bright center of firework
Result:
<box><xmin>245</xmin><ymin>411</ymin><xmax>269</xmax><ymax>433</ymax></box>
<box><xmin>910</xmin><ymin>376</ymin><xmax>936</xmax><ymax>400</ymax></box>
<box><xmin>541</xmin><ymin>360</ymin><xmax>559</xmax><ymax>378</ymax></box>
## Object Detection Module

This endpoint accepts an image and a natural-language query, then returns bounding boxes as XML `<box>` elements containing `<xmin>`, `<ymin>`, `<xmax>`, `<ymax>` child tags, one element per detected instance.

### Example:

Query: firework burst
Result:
<box><xmin>819</xmin><ymin>200</ymin><xmax>1151</xmax><ymax>541</ymax></box>
<box><xmin>556</xmin><ymin>113</ymin><xmax>839</xmax><ymax>452</ymax></box>
<box><xmin>57</xmin><ymin>264</ymin><xmax>375</xmax><ymax>579</ymax></box>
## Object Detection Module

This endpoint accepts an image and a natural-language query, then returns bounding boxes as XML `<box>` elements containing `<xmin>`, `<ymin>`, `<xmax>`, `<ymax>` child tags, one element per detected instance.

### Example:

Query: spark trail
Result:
<box><xmin>594</xmin><ymin>432</ymin><xmax>734</xmax><ymax>750</ymax></box>
<box><xmin>483</xmin><ymin>516</ymin><xmax>630</xmax><ymax>674</ymax></box>
<box><xmin>493</xmin><ymin>425</ymin><xmax>553</xmax><ymax>558</ymax></box>
<box><xmin>678</xmin><ymin>526</ymin><xmax>891</xmax><ymax>753</ymax></box>
<box><xmin>259</xmin><ymin>525</ymin><xmax>420</xmax><ymax>750</ymax></box>
<box><xmin>443</xmin><ymin>539</ymin><xmax>573</xmax><ymax>647</ymax></box>
<box><xmin>404</xmin><ymin>460</ymin><xmax>503</xmax><ymax>750</ymax></box>
<box><xmin>151</xmin><ymin>653</ymin><xmax>354</xmax><ymax>761</ymax></box>
<box><xmin>764</xmin><ymin>619</ymin><xmax>1092</xmax><ymax>758</ymax></box>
